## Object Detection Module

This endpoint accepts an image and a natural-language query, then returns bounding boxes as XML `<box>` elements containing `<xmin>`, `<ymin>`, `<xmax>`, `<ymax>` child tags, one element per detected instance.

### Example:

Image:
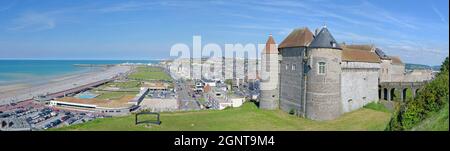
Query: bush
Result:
<box><xmin>289</xmin><ymin>108</ymin><xmax>296</xmax><ymax>115</ymax></box>
<box><xmin>386</xmin><ymin>57</ymin><xmax>449</xmax><ymax>131</ymax></box>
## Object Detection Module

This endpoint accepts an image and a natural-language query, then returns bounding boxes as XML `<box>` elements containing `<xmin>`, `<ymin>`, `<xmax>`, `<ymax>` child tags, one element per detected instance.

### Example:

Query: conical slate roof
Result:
<box><xmin>263</xmin><ymin>34</ymin><xmax>278</xmax><ymax>54</ymax></box>
<box><xmin>309</xmin><ymin>27</ymin><xmax>341</xmax><ymax>49</ymax></box>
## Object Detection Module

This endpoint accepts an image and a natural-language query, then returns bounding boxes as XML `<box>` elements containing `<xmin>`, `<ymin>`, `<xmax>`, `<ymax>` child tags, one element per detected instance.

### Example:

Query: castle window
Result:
<box><xmin>292</xmin><ymin>64</ymin><xmax>296</xmax><ymax>71</ymax></box>
<box><xmin>286</xmin><ymin>64</ymin><xmax>289</xmax><ymax>70</ymax></box>
<box><xmin>331</xmin><ymin>42</ymin><xmax>336</xmax><ymax>47</ymax></box>
<box><xmin>318</xmin><ymin>62</ymin><xmax>326</xmax><ymax>75</ymax></box>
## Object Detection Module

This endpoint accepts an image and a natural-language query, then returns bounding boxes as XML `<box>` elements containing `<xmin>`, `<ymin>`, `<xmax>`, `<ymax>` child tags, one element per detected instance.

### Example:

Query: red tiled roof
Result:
<box><xmin>342</xmin><ymin>48</ymin><xmax>381</xmax><ymax>63</ymax></box>
<box><xmin>278</xmin><ymin>27</ymin><xmax>314</xmax><ymax>49</ymax></box>
<box><xmin>341</xmin><ymin>44</ymin><xmax>374</xmax><ymax>51</ymax></box>
<box><xmin>264</xmin><ymin>34</ymin><xmax>278</xmax><ymax>54</ymax></box>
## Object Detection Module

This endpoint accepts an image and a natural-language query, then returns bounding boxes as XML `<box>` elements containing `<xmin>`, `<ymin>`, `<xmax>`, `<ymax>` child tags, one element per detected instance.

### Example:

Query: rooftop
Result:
<box><xmin>342</xmin><ymin>48</ymin><xmax>381</xmax><ymax>63</ymax></box>
<box><xmin>278</xmin><ymin>27</ymin><xmax>314</xmax><ymax>49</ymax></box>
<box><xmin>309</xmin><ymin>27</ymin><xmax>341</xmax><ymax>49</ymax></box>
<box><xmin>55</xmin><ymin>95</ymin><xmax>134</xmax><ymax>108</ymax></box>
<box><xmin>263</xmin><ymin>34</ymin><xmax>278</xmax><ymax>54</ymax></box>
<box><xmin>341</xmin><ymin>44</ymin><xmax>375</xmax><ymax>51</ymax></box>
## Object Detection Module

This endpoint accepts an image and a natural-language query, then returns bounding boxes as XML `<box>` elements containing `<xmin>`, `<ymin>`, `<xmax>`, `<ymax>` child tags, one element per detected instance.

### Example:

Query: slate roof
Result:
<box><xmin>309</xmin><ymin>27</ymin><xmax>341</xmax><ymax>49</ymax></box>
<box><xmin>278</xmin><ymin>27</ymin><xmax>314</xmax><ymax>48</ymax></box>
<box><xmin>375</xmin><ymin>48</ymin><xmax>390</xmax><ymax>60</ymax></box>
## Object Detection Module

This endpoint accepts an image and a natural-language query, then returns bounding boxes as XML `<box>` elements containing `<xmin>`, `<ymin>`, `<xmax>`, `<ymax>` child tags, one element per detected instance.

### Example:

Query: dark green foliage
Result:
<box><xmin>289</xmin><ymin>108</ymin><xmax>295</xmax><ymax>115</ymax></box>
<box><xmin>386</xmin><ymin>57</ymin><xmax>449</xmax><ymax>131</ymax></box>
<box><xmin>440</xmin><ymin>57</ymin><xmax>449</xmax><ymax>74</ymax></box>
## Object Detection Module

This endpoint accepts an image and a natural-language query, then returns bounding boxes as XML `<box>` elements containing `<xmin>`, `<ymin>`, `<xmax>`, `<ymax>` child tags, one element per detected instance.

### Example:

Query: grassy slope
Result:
<box><xmin>412</xmin><ymin>103</ymin><xmax>449</xmax><ymax>131</ymax></box>
<box><xmin>364</xmin><ymin>102</ymin><xmax>391</xmax><ymax>113</ymax></box>
<box><xmin>128</xmin><ymin>67</ymin><xmax>171</xmax><ymax>81</ymax></box>
<box><xmin>53</xmin><ymin>103</ymin><xmax>391</xmax><ymax>131</ymax></box>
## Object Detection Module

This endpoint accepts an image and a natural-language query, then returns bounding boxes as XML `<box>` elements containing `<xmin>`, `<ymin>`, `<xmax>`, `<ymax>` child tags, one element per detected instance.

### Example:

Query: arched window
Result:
<box><xmin>318</xmin><ymin>62</ymin><xmax>326</xmax><ymax>75</ymax></box>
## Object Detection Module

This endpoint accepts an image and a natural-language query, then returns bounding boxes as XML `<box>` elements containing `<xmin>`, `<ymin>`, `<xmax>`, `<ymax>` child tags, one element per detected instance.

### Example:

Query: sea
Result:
<box><xmin>0</xmin><ymin>60</ymin><xmax>161</xmax><ymax>86</ymax></box>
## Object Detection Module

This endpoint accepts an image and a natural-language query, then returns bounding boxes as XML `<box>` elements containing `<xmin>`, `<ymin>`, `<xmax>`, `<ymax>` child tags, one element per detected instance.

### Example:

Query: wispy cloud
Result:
<box><xmin>93</xmin><ymin>1</ymin><xmax>194</xmax><ymax>13</ymax></box>
<box><xmin>431</xmin><ymin>4</ymin><xmax>447</xmax><ymax>23</ymax></box>
<box><xmin>95</xmin><ymin>1</ymin><xmax>159</xmax><ymax>13</ymax></box>
<box><xmin>8</xmin><ymin>12</ymin><xmax>56</xmax><ymax>32</ymax></box>
<box><xmin>0</xmin><ymin>0</ymin><xmax>16</xmax><ymax>12</ymax></box>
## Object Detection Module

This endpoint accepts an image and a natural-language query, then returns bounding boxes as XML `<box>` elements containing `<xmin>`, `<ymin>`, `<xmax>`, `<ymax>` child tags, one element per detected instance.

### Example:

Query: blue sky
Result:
<box><xmin>0</xmin><ymin>0</ymin><xmax>448</xmax><ymax>65</ymax></box>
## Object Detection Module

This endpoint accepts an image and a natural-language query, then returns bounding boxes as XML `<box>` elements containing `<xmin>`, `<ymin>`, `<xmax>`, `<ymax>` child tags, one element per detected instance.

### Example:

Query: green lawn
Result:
<box><xmin>95</xmin><ymin>91</ymin><xmax>137</xmax><ymax>100</ymax></box>
<box><xmin>364</xmin><ymin>102</ymin><xmax>391</xmax><ymax>113</ymax></box>
<box><xmin>53</xmin><ymin>102</ymin><xmax>391</xmax><ymax>131</ymax></box>
<box><xmin>107</xmin><ymin>81</ymin><xmax>141</xmax><ymax>89</ymax></box>
<box><xmin>128</xmin><ymin>67</ymin><xmax>172</xmax><ymax>81</ymax></box>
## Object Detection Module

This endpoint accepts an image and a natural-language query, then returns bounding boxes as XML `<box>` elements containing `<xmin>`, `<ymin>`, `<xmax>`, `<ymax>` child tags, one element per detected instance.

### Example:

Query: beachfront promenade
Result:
<box><xmin>0</xmin><ymin>65</ymin><xmax>132</xmax><ymax>106</ymax></box>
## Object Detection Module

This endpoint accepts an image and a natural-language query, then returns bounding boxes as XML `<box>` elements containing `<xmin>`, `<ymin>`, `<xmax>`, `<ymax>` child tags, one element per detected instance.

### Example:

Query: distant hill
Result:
<box><xmin>405</xmin><ymin>63</ymin><xmax>440</xmax><ymax>71</ymax></box>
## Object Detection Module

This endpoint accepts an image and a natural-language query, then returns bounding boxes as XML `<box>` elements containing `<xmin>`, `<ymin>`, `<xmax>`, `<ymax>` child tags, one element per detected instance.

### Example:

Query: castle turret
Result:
<box><xmin>259</xmin><ymin>34</ymin><xmax>279</xmax><ymax>110</ymax></box>
<box><xmin>305</xmin><ymin>26</ymin><xmax>342</xmax><ymax>120</ymax></box>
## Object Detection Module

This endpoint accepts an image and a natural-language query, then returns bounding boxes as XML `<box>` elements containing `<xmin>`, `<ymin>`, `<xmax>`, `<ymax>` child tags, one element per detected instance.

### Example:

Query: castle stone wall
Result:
<box><xmin>341</xmin><ymin>62</ymin><xmax>380</xmax><ymax>113</ymax></box>
<box><xmin>279</xmin><ymin>47</ymin><xmax>306</xmax><ymax>115</ymax></box>
<box><xmin>306</xmin><ymin>48</ymin><xmax>342</xmax><ymax>120</ymax></box>
<box><xmin>260</xmin><ymin>53</ymin><xmax>279</xmax><ymax>110</ymax></box>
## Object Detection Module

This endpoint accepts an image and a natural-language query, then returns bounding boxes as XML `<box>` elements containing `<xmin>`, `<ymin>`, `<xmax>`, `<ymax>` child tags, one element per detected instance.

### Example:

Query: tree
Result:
<box><xmin>440</xmin><ymin>57</ymin><xmax>449</xmax><ymax>74</ymax></box>
<box><xmin>386</xmin><ymin>56</ymin><xmax>449</xmax><ymax>131</ymax></box>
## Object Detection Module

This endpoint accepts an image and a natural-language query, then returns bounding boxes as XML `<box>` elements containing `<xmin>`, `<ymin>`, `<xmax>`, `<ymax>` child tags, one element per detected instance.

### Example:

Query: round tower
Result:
<box><xmin>305</xmin><ymin>27</ymin><xmax>342</xmax><ymax>120</ymax></box>
<box><xmin>259</xmin><ymin>34</ymin><xmax>279</xmax><ymax>110</ymax></box>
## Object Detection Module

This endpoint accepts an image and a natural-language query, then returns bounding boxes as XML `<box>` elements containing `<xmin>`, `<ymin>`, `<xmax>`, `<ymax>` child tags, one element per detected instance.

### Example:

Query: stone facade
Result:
<box><xmin>260</xmin><ymin>35</ymin><xmax>280</xmax><ymax>110</ymax></box>
<box><xmin>341</xmin><ymin>62</ymin><xmax>380</xmax><ymax>113</ymax></box>
<box><xmin>279</xmin><ymin>47</ymin><xmax>306</xmax><ymax>115</ymax></box>
<box><xmin>260</xmin><ymin>26</ymin><xmax>418</xmax><ymax>121</ymax></box>
<box><xmin>305</xmin><ymin>48</ymin><xmax>342</xmax><ymax>120</ymax></box>
<box><xmin>379</xmin><ymin>58</ymin><xmax>405</xmax><ymax>82</ymax></box>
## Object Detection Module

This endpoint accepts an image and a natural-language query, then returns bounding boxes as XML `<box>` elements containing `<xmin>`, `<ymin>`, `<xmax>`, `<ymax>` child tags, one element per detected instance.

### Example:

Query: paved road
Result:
<box><xmin>175</xmin><ymin>80</ymin><xmax>201</xmax><ymax>111</ymax></box>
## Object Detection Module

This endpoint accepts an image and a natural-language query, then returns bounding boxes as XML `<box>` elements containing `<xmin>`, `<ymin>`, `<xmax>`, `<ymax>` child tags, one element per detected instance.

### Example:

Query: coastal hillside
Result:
<box><xmin>405</xmin><ymin>63</ymin><xmax>440</xmax><ymax>71</ymax></box>
<box><xmin>52</xmin><ymin>102</ymin><xmax>390</xmax><ymax>131</ymax></box>
<box><xmin>387</xmin><ymin>57</ymin><xmax>449</xmax><ymax>131</ymax></box>
<box><xmin>412</xmin><ymin>102</ymin><xmax>449</xmax><ymax>131</ymax></box>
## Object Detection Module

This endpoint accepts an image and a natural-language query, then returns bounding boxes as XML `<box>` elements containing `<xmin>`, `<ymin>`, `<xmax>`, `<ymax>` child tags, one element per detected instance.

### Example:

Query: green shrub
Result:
<box><xmin>289</xmin><ymin>108</ymin><xmax>296</xmax><ymax>115</ymax></box>
<box><xmin>386</xmin><ymin>57</ymin><xmax>449</xmax><ymax>131</ymax></box>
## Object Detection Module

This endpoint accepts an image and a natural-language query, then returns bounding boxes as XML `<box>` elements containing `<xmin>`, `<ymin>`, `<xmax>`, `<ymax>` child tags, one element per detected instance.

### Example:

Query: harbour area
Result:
<box><xmin>0</xmin><ymin>63</ymin><xmax>137</xmax><ymax>131</ymax></box>
<box><xmin>0</xmin><ymin>60</ymin><xmax>254</xmax><ymax>131</ymax></box>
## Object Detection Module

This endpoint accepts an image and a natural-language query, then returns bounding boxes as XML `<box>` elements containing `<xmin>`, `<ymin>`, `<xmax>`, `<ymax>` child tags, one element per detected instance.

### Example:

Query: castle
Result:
<box><xmin>259</xmin><ymin>26</ymin><xmax>432</xmax><ymax>121</ymax></box>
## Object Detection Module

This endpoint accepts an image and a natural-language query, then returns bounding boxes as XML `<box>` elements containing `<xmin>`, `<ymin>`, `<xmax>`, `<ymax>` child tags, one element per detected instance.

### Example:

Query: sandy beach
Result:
<box><xmin>0</xmin><ymin>65</ymin><xmax>132</xmax><ymax>105</ymax></box>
